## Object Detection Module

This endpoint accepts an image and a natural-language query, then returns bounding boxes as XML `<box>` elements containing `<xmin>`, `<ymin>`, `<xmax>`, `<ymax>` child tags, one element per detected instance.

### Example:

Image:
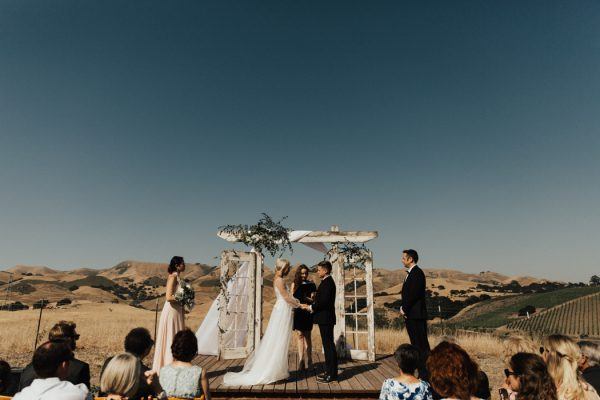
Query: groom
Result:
<box><xmin>302</xmin><ymin>260</ymin><xmax>337</xmax><ymax>382</ymax></box>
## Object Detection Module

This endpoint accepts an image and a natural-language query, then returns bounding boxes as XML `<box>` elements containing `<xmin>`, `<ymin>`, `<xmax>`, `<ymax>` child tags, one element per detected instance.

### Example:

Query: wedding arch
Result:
<box><xmin>213</xmin><ymin>225</ymin><xmax>378</xmax><ymax>362</ymax></box>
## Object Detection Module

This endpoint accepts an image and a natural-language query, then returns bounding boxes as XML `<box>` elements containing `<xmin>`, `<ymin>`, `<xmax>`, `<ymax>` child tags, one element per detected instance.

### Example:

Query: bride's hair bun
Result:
<box><xmin>275</xmin><ymin>258</ymin><xmax>290</xmax><ymax>272</ymax></box>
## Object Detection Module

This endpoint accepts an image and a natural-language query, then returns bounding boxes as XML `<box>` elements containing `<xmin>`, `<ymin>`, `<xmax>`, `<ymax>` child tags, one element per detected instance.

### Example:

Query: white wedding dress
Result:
<box><xmin>222</xmin><ymin>277</ymin><xmax>300</xmax><ymax>386</ymax></box>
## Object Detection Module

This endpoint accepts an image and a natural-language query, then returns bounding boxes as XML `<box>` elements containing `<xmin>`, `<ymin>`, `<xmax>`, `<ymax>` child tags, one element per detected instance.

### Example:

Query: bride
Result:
<box><xmin>223</xmin><ymin>258</ymin><xmax>301</xmax><ymax>386</ymax></box>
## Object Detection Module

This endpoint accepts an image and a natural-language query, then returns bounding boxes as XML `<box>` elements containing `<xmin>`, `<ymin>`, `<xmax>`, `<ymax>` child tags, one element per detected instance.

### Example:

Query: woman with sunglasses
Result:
<box><xmin>504</xmin><ymin>352</ymin><xmax>557</xmax><ymax>400</ymax></box>
<box><xmin>541</xmin><ymin>335</ymin><xmax>600</xmax><ymax>400</ymax></box>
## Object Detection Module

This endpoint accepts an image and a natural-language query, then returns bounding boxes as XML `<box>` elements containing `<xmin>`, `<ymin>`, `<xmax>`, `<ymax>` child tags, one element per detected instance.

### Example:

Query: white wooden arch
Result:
<box><xmin>217</xmin><ymin>226</ymin><xmax>378</xmax><ymax>361</ymax></box>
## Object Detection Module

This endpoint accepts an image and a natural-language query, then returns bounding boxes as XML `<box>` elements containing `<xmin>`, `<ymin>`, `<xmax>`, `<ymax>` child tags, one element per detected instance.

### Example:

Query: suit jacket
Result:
<box><xmin>312</xmin><ymin>275</ymin><xmax>336</xmax><ymax>325</ymax></box>
<box><xmin>401</xmin><ymin>265</ymin><xmax>428</xmax><ymax>320</ymax></box>
<box><xmin>19</xmin><ymin>358</ymin><xmax>90</xmax><ymax>390</ymax></box>
<box><xmin>583</xmin><ymin>365</ymin><xmax>600</xmax><ymax>393</ymax></box>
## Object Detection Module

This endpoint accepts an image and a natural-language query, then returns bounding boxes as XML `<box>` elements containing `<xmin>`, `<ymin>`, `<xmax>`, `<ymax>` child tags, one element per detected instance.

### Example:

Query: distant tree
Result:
<box><xmin>57</xmin><ymin>298</ymin><xmax>72</xmax><ymax>306</ymax></box>
<box><xmin>590</xmin><ymin>275</ymin><xmax>600</xmax><ymax>286</ymax></box>
<box><xmin>374</xmin><ymin>309</ymin><xmax>390</xmax><ymax>328</ymax></box>
<box><xmin>518</xmin><ymin>305</ymin><xmax>536</xmax><ymax>317</ymax></box>
<box><xmin>32</xmin><ymin>299</ymin><xmax>49</xmax><ymax>309</ymax></box>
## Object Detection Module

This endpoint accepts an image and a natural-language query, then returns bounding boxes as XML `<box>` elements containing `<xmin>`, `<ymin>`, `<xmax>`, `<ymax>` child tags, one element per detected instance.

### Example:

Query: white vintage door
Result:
<box><xmin>217</xmin><ymin>250</ymin><xmax>258</xmax><ymax>359</ymax></box>
<box><xmin>331</xmin><ymin>248</ymin><xmax>376</xmax><ymax>361</ymax></box>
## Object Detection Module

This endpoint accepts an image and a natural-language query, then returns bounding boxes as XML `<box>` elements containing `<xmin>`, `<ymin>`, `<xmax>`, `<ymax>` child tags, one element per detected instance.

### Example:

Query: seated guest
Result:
<box><xmin>0</xmin><ymin>359</ymin><xmax>19</xmax><ymax>396</ymax></box>
<box><xmin>13</xmin><ymin>341</ymin><xmax>91</xmax><ymax>400</ymax></box>
<box><xmin>101</xmin><ymin>353</ymin><xmax>166</xmax><ymax>400</ymax></box>
<box><xmin>379</xmin><ymin>344</ymin><xmax>433</xmax><ymax>400</ymax></box>
<box><xmin>541</xmin><ymin>334</ymin><xmax>600</xmax><ymax>400</ymax></box>
<box><xmin>435</xmin><ymin>335</ymin><xmax>491</xmax><ymax>399</ymax></box>
<box><xmin>426</xmin><ymin>341</ymin><xmax>483</xmax><ymax>400</ymax></box>
<box><xmin>474</xmin><ymin>369</ymin><xmax>491</xmax><ymax>400</ymax></box>
<box><xmin>501</xmin><ymin>335</ymin><xmax>539</xmax><ymax>400</ymax></box>
<box><xmin>20</xmin><ymin>321</ymin><xmax>90</xmax><ymax>390</ymax></box>
<box><xmin>578</xmin><ymin>341</ymin><xmax>600</xmax><ymax>393</ymax></box>
<box><xmin>505</xmin><ymin>352</ymin><xmax>557</xmax><ymax>400</ymax></box>
<box><xmin>159</xmin><ymin>329</ymin><xmax>210</xmax><ymax>400</ymax></box>
<box><xmin>100</xmin><ymin>327</ymin><xmax>155</xmax><ymax>398</ymax></box>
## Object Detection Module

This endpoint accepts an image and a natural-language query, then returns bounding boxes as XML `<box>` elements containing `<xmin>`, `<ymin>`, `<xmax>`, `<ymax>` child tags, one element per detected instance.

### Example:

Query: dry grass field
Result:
<box><xmin>0</xmin><ymin>302</ymin><xmax>507</xmax><ymax>399</ymax></box>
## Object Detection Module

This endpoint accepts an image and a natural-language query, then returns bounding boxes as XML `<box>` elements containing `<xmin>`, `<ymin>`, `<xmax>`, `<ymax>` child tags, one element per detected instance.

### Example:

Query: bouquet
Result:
<box><xmin>174</xmin><ymin>279</ymin><xmax>195</xmax><ymax>312</ymax></box>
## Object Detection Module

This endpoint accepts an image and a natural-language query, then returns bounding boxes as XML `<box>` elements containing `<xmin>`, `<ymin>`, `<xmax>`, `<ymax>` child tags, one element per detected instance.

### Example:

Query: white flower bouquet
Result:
<box><xmin>174</xmin><ymin>279</ymin><xmax>195</xmax><ymax>312</ymax></box>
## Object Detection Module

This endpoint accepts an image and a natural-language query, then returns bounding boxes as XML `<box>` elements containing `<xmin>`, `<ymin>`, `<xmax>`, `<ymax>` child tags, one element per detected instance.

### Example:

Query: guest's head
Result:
<box><xmin>125</xmin><ymin>327</ymin><xmax>154</xmax><ymax>359</ymax></box>
<box><xmin>401</xmin><ymin>249</ymin><xmax>418</xmax><ymax>268</ymax></box>
<box><xmin>502</xmin><ymin>335</ymin><xmax>538</xmax><ymax>364</ymax></box>
<box><xmin>100</xmin><ymin>352</ymin><xmax>141</xmax><ymax>398</ymax></box>
<box><xmin>316</xmin><ymin>261</ymin><xmax>332</xmax><ymax>278</ymax></box>
<box><xmin>171</xmin><ymin>329</ymin><xmax>198</xmax><ymax>363</ymax></box>
<box><xmin>541</xmin><ymin>334</ymin><xmax>585</xmax><ymax>400</ymax></box>
<box><xmin>426</xmin><ymin>341</ymin><xmax>479</xmax><ymax>400</ymax></box>
<box><xmin>507</xmin><ymin>352</ymin><xmax>557</xmax><ymax>400</ymax></box>
<box><xmin>275</xmin><ymin>259</ymin><xmax>291</xmax><ymax>277</ymax></box>
<box><xmin>32</xmin><ymin>341</ymin><xmax>74</xmax><ymax>380</ymax></box>
<box><xmin>293</xmin><ymin>264</ymin><xmax>310</xmax><ymax>287</ymax></box>
<box><xmin>168</xmin><ymin>256</ymin><xmax>185</xmax><ymax>274</ymax></box>
<box><xmin>393</xmin><ymin>344</ymin><xmax>420</xmax><ymax>376</ymax></box>
<box><xmin>0</xmin><ymin>359</ymin><xmax>10</xmax><ymax>392</ymax></box>
<box><xmin>49</xmin><ymin>320</ymin><xmax>80</xmax><ymax>351</ymax></box>
<box><xmin>577</xmin><ymin>340</ymin><xmax>600</xmax><ymax>371</ymax></box>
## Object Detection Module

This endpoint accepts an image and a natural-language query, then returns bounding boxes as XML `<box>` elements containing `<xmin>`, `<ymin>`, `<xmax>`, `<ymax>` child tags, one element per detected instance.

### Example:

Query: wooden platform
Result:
<box><xmin>193</xmin><ymin>352</ymin><xmax>395</xmax><ymax>399</ymax></box>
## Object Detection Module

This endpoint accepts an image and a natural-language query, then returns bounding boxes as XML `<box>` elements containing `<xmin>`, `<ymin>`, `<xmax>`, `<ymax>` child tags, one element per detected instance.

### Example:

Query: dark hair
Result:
<box><xmin>474</xmin><ymin>370</ymin><xmax>491</xmax><ymax>399</ymax></box>
<box><xmin>168</xmin><ymin>256</ymin><xmax>184</xmax><ymax>274</ymax></box>
<box><xmin>32</xmin><ymin>341</ymin><xmax>74</xmax><ymax>378</ymax></box>
<box><xmin>510</xmin><ymin>352</ymin><xmax>558</xmax><ymax>400</ymax></box>
<box><xmin>293</xmin><ymin>264</ymin><xmax>309</xmax><ymax>288</ymax></box>
<box><xmin>426</xmin><ymin>341</ymin><xmax>479</xmax><ymax>400</ymax></box>
<box><xmin>403</xmin><ymin>249</ymin><xmax>419</xmax><ymax>264</ymax></box>
<box><xmin>171</xmin><ymin>329</ymin><xmax>198</xmax><ymax>362</ymax></box>
<box><xmin>0</xmin><ymin>359</ymin><xmax>10</xmax><ymax>390</ymax></box>
<box><xmin>394</xmin><ymin>344</ymin><xmax>420</xmax><ymax>374</ymax></box>
<box><xmin>317</xmin><ymin>260</ymin><xmax>332</xmax><ymax>274</ymax></box>
<box><xmin>124</xmin><ymin>327</ymin><xmax>154</xmax><ymax>358</ymax></box>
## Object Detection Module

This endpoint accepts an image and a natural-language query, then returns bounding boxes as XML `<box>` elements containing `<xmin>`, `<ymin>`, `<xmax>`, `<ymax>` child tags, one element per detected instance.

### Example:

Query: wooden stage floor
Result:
<box><xmin>193</xmin><ymin>352</ymin><xmax>395</xmax><ymax>399</ymax></box>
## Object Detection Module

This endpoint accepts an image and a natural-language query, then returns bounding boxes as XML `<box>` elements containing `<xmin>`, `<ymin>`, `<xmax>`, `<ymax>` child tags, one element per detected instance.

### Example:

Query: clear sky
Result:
<box><xmin>1</xmin><ymin>1</ymin><xmax>599</xmax><ymax>282</ymax></box>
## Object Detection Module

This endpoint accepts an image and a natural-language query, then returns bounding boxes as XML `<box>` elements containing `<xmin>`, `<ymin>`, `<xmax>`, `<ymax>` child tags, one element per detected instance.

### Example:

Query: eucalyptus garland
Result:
<box><xmin>218</xmin><ymin>213</ymin><xmax>293</xmax><ymax>257</ymax></box>
<box><xmin>327</xmin><ymin>242</ymin><xmax>371</xmax><ymax>270</ymax></box>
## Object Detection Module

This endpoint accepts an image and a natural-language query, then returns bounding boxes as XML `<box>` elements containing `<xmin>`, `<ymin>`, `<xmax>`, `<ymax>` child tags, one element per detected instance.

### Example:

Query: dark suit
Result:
<box><xmin>401</xmin><ymin>265</ymin><xmax>430</xmax><ymax>376</ymax></box>
<box><xmin>583</xmin><ymin>365</ymin><xmax>600</xmax><ymax>393</ymax></box>
<box><xmin>312</xmin><ymin>275</ymin><xmax>337</xmax><ymax>379</ymax></box>
<box><xmin>19</xmin><ymin>358</ymin><xmax>90</xmax><ymax>390</ymax></box>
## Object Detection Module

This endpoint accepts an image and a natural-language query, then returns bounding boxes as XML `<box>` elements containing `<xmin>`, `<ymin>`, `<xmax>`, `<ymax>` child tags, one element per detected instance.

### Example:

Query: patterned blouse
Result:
<box><xmin>159</xmin><ymin>365</ymin><xmax>203</xmax><ymax>399</ymax></box>
<box><xmin>379</xmin><ymin>378</ymin><xmax>434</xmax><ymax>400</ymax></box>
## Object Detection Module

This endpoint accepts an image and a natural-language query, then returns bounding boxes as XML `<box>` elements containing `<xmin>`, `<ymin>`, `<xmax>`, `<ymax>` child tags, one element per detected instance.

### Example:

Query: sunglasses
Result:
<box><xmin>504</xmin><ymin>369</ymin><xmax>520</xmax><ymax>378</ymax></box>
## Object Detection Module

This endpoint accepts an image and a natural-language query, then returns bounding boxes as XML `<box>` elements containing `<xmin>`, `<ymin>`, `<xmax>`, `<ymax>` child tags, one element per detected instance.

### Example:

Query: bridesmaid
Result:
<box><xmin>152</xmin><ymin>256</ymin><xmax>186</xmax><ymax>373</ymax></box>
<box><xmin>291</xmin><ymin>264</ymin><xmax>317</xmax><ymax>371</ymax></box>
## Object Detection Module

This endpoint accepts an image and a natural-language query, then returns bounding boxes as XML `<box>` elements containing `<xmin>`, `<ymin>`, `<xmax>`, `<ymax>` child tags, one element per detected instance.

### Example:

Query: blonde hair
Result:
<box><xmin>100</xmin><ymin>352</ymin><xmax>140</xmax><ymax>397</ymax></box>
<box><xmin>542</xmin><ymin>334</ymin><xmax>585</xmax><ymax>400</ymax></box>
<box><xmin>275</xmin><ymin>259</ymin><xmax>290</xmax><ymax>273</ymax></box>
<box><xmin>502</xmin><ymin>335</ymin><xmax>538</xmax><ymax>364</ymax></box>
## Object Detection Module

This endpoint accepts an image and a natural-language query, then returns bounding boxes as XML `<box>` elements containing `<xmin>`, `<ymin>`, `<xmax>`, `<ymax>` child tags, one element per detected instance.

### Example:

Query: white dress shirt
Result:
<box><xmin>13</xmin><ymin>377</ymin><xmax>91</xmax><ymax>400</ymax></box>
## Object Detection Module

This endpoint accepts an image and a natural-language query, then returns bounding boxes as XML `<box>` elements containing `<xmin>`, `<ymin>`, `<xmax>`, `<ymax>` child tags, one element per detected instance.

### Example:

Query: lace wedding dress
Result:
<box><xmin>222</xmin><ymin>277</ymin><xmax>300</xmax><ymax>386</ymax></box>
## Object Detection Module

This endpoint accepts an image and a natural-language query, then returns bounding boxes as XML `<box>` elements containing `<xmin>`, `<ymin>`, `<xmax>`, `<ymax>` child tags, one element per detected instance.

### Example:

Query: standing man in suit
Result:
<box><xmin>302</xmin><ymin>260</ymin><xmax>338</xmax><ymax>382</ymax></box>
<box><xmin>400</xmin><ymin>249</ymin><xmax>430</xmax><ymax>378</ymax></box>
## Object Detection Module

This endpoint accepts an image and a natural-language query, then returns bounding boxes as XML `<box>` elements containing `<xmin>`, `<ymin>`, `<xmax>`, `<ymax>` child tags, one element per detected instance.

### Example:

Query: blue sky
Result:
<box><xmin>1</xmin><ymin>1</ymin><xmax>599</xmax><ymax>281</ymax></box>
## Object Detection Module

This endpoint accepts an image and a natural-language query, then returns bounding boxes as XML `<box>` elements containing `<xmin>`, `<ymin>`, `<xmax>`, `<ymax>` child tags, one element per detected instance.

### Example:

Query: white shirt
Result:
<box><xmin>13</xmin><ymin>377</ymin><xmax>91</xmax><ymax>400</ymax></box>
